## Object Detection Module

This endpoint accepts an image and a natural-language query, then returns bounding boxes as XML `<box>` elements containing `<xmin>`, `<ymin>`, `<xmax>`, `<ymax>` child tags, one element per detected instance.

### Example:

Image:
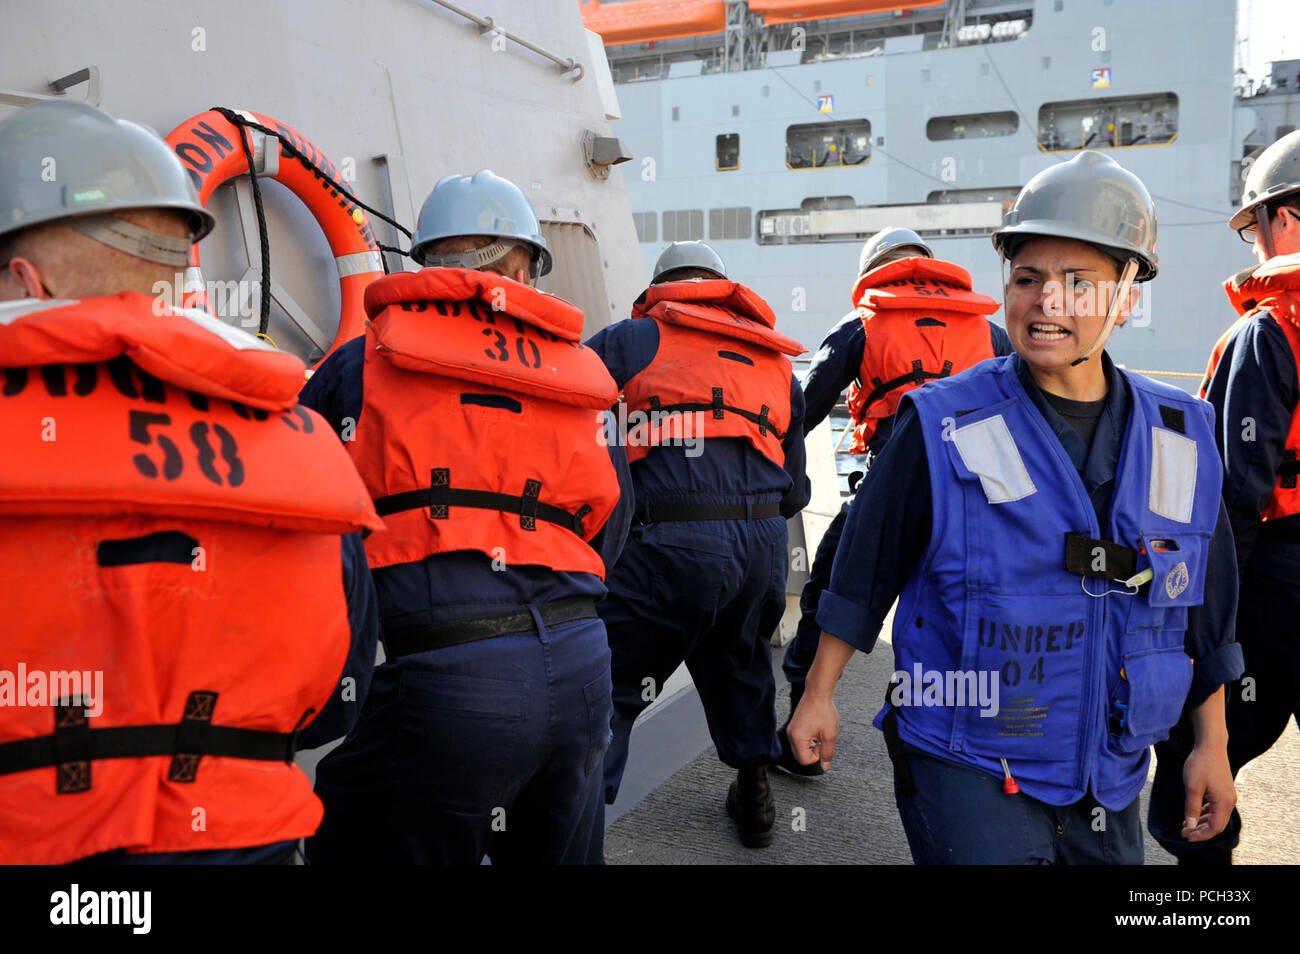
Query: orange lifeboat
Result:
<box><xmin>580</xmin><ymin>0</ymin><xmax>727</xmax><ymax>46</ymax></box>
<box><xmin>749</xmin><ymin>0</ymin><xmax>945</xmax><ymax>25</ymax></box>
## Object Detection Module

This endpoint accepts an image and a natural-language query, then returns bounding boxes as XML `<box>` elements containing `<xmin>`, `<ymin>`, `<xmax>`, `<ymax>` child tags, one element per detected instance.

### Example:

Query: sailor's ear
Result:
<box><xmin>1</xmin><ymin>256</ymin><xmax>50</xmax><ymax>301</ymax></box>
<box><xmin>1279</xmin><ymin>204</ymin><xmax>1300</xmax><ymax>238</ymax></box>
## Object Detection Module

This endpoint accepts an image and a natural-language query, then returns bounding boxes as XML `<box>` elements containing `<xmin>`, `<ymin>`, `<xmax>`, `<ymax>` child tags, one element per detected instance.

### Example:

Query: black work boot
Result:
<box><xmin>726</xmin><ymin>765</ymin><xmax>775</xmax><ymax>849</ymax></box>
<box><xmin>775</xmin><ymin>684</ymin><xmax>825</xmax><ymax>777</ymax></box>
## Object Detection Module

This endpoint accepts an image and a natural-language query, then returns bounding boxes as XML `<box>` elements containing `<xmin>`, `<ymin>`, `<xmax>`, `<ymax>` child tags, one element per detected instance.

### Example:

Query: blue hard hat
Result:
<box><xmin>409</xmin><ymin>170</ymin><xmax>552</xmax><ymax>277</ymax></box>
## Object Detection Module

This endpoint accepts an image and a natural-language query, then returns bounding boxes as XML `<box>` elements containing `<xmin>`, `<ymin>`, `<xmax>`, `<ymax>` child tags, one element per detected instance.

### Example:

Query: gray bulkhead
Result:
<box><xmin>0</xmin><ymin>0</ymin><xmax>645</xmax><ymax>358</ymax></box>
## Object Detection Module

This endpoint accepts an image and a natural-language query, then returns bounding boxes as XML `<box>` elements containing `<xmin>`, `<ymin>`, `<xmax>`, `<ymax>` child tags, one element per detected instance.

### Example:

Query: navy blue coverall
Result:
<box><xmin>586</xmin><ymin>317</ymin><xmax>811</xmax><ymax>805</ymax></box>
<box><xmin>297</xmin><ymin>336</ymin><xmax>635</xmax><ymax>864</ymax></box>
<box><xmin>1149</xmin><ymin>310</ymin><xmax>1300</xmax><ymax>862</ymax></box>
<box><xmin>819</xmin><ymin>353</ymin><xmax>1243</xmax><ymax>863</ymax></box>
<box><xmin>781</xmin><ymin>307</ymin><xmax>1011</xmax><ymax>692</ymax></box>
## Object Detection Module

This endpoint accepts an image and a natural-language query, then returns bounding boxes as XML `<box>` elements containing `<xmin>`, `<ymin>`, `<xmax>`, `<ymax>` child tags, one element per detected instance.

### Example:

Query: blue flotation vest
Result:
<box><xmin>880</xmin><ymin>355</ymin><xmax>1221</xmax><ymax>809</ymax></box>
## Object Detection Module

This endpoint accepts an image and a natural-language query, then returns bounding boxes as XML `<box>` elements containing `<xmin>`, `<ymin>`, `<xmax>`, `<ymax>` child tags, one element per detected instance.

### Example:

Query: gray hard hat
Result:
<box><xmin>0</xmin><ymin>99</ymin><xmax>214</xmax><ymax>246</ymax></box>
<box><xmin>1229</xmin><ymin>129</ymin><xmax>1300</xmax><ymax>234</ymax></box>
<box><xmin>992</xmin><ymin>150</ymin><xmax>1158</xmax><ymax>281</ymax></box>
<box><xmin>651</xmin><ymin>240</ymin><xmax>727</xmax><ymax>283</ymax></box>
<box><xmin>409</xmin><ymin>170</ymin><xmax>552</xmax><ymax>277</ymax></box>
<box><xmin>858</xmin><ymin>227</ymin><xmax>933</xmax><ymax>276</ymax></box>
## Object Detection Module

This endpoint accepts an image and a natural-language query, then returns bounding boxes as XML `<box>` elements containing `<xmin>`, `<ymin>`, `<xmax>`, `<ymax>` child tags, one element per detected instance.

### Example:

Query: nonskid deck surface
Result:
<box><xmin>605</xmin><ymin>615</ymin><xmax>1300</xmax><ymax>866</ymax></box>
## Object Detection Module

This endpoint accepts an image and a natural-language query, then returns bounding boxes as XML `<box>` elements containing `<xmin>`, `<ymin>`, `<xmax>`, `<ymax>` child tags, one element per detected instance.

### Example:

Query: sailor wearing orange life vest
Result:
<box><xmin>0</xmin><ymin>100</ymin><xmax>382</xmax><ymax>865</ymax></box>
<box><xmin>1149</xmin><ymin>129</ymin><xmax>1300</xmax><ymax>864</ymax></box>
<box><xmin>302</xmin><ymin>171</ymin><xmax>633</xmax><ymax>865</ymax></box>
<box><xmin>586</xmin><ymin>240</ymin><xmax>811</xmax><ymax>849</ymax></box>
<box><xmin>777</xmin><ymin>228</ymin><xmax>1009</xmax><ymax>776</ymax></box>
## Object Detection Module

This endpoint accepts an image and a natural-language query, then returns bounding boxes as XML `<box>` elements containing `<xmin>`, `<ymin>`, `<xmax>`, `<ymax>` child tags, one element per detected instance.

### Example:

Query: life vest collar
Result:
<box><xmin>633</xmin><ymin>279</ymin><xmax>777</xmax><ymax>328</ymax></box>
<box><xmin>0</xmin><ymin>294</ymin><xmax>306</xmax><ymax>410</ymax></box>
<box><xmin>632</xmin><ymin>280</ymin><xmax>805</xmax><ymax>357</ymax></box>
<box><xmin>852</xmin><ymin>258</ymin><xmax>1000</xmax><ymax>317</ymax></box>
<box><xmin>364</xmin><ymin>267</ymin><xmax>585</xmax><ymax>342</ymax></box>
<box><xmin>851</xmin><ymin>257</ymin><xmax>977</xmax><ymax>307</ymax></box>
<box><xmin>1223</xmin><ymin>253</ymin><xmax>1300</xmax><ymax>320</ymax></box>
<box><xmin>358</xmin><ymin>282</ymin><xmax>616</xmax><ymax>408</ymax></box>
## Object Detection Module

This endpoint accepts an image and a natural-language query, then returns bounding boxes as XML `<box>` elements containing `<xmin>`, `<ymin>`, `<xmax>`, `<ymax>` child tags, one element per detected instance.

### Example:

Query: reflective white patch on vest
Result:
<box><xmin>177</xmin><ymin>307</ymin><xmax>276</xmax><ymax>352</ymax></box>
<box><xmin>0</xmin><ymin>297</ymin><xmax>73</xmax><ymax>325</ymax></box>
<box><xmin>1148</xmin><ymin>426</ymin><xmax>1197</xmax><ymax>523</ymax></box>
<box><xmin>951</xmin><ymin>414</ymin><xmax>1037</xmax><ymax>504</ymax></box>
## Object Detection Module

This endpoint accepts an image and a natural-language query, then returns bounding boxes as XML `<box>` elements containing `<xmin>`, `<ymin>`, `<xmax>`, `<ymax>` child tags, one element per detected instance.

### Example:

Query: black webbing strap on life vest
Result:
<box><xmin>373</xmin><ymin>469</ymin><xmax>593</xmax><ymax>536</ymax></box>
<box><xmin>1063</xmin><ymin>532</ymin><xmax>1139</xmax><ymax>582</ymax></box>
<box><xmin>0</xmin><ymin>691</ymin><xmax>305</xmax><ymax>793</ymax></box>
<box><xmin>383</xmin><ymin>596</ymin><xmax>600</xmax><ymax>658</ymax></box>
<box><xmin>862</xmin><ymin>359</ymin><xmax>954</xmax><ymax>410</ymax></box>
<box><xmin>636</xmin><ymin>500</ymin><xmax>782</xmax><ymax>523</ymax></box>
<box><xmin>1279</xmin><ymin>449</ymin><xmax>1300</xmax><ymax>489</ymax></box>
<box><xmin>645</xmin><ymin>390</ymin><xmax>785</xmax><ymax>440</ymax></box>
<box><xmin>880</xmin><ymin>681</ymin><xmax>917</xmax><ymax>797</ymax></box>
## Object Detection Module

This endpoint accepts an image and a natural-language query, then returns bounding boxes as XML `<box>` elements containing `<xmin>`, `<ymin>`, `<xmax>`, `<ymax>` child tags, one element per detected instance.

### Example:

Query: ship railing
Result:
<box><xmin>1116</xmin><ymin>367</ymin><xmax>1204</xmax><ymax>383</ymax></box>
<box><xmin>793</xmin><ymin>357</ymin><xmax>861</xmax><ymax>500</ymax></box>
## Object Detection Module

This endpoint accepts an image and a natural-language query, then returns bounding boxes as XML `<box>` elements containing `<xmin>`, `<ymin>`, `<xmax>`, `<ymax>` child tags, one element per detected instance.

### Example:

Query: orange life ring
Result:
<box><xmin>165</xmin><ymin>109</ymin><xmax>385</xmax><ymax>367</ymax></box>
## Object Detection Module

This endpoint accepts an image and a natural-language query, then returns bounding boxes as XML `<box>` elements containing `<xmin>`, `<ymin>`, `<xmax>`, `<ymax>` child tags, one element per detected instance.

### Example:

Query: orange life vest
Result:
<box><xmin>621</xmin><ymin>280</ymin><xmax>804</xmax><ymax>466</ymax></box>
<box><xmin>1202</xmin><ymin>253</ymin><xmax>1300</xmax><ymax>519</ymax></box>
<box><xmin>844</xmin><ymin>258</ymin><xmax>1000</xmax><ymax>454</ymax></box>
<box><xmin>0</xmin><ymin>294</ymin><xmax>381</xmax><ymax>865</ymax></box>
<box><xmin>352</xmin><ymin>268</ymin><xmax>622</xmax><ymax>578</ymax></box>
<box><xmin>1198</xmin><ymin>259</ymin><xmax>1296</xmax><ymax>399</ymax></box>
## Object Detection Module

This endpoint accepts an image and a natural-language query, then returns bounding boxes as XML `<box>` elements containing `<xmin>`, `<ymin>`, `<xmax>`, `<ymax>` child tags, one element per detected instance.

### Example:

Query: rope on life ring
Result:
<box><xmin>165</xmin><ymin>108</ymin><xmax>412</xmax><ymax>368</ymax></box>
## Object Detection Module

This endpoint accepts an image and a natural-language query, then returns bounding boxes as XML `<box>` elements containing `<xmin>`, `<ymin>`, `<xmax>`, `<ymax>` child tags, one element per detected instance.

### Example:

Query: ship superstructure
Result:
<box><xmin>587</xmin><ymin>0</ymin><xmax>1300</xmax><ymax>383</ymax></box>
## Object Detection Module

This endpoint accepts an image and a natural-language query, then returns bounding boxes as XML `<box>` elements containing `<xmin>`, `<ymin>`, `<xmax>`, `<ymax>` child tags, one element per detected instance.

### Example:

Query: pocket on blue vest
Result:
<box><xmin>1108</xmin><ymin>646</ymin><xmax>1192</xmax><ymax>754</ymax></box>
<box><xmin>1110</xmin><ymin>557</ymin><xmax>1196</xmax><ymax>753</ymax></box>
<box><xmin>1139</xmin><ymin>531</ymin><xmax>1209</xmax><ymax>608</ymax></box>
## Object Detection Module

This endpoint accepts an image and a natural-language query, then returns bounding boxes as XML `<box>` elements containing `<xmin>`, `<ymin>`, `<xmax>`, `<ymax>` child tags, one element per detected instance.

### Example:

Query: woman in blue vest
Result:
<box><xmin>787</xmin><ymin>151</ymin><xmax>1245</xmax><ymax>864</ymax></box>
